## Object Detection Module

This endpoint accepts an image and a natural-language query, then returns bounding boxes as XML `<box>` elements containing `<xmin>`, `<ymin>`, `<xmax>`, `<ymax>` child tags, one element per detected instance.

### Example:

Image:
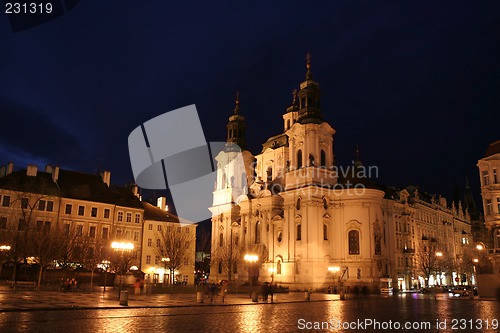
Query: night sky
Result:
<box><xmin>1</xmin><ymin>1</ymin><xmax>499</xmax><ymax>208</ymax></box>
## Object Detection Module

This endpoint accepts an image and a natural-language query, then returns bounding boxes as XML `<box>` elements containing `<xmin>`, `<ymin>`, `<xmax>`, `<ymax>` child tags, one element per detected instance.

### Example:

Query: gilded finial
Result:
<box><xmin>305</xmin><ymin>53</ymin><xmax>313</xmax><ymax>80</ymax></box>
<box><xmin>234</xmin><ymin>90</ymin><xmax>240</xmax><ymax>114</ymax></box>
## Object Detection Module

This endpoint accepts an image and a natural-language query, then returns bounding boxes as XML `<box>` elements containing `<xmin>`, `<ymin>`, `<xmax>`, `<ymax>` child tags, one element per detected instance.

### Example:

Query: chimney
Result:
<box><xmin>100</xmin><ymin>170</ymin><xmax>111</xmax><ymax>187</ymax></box>
<box><xmin>26</xmin><ymin>164</ymin><xmax>38</xmax><ymax>177</ymax></box>
<box><xmin>6</xmin><ymin>162</ymin><xmax>13</xmax><ymax>175</ymax></box>
<box><xmin>52</xmin><ymin>166</ymin><xmax>59</xmax><ymax>183</ymax></box>
<box><xmin>45</xmin><ymin>164</ymin><xmax>53</xmax><ymax>173</ymax></box>
<box><xmin>0</xmin><ymin>166</ymin><xmax>5</xmax><ymax>177</ymax></box>
<box><xmin>131</xmin><ymin>184</ymin><xmax>140</xmax><ymax>198</ymax></box>
<box><xmin>157</xmin><ymin>197</ymin><xmax>168</xmax><ymax>211</ymax></box>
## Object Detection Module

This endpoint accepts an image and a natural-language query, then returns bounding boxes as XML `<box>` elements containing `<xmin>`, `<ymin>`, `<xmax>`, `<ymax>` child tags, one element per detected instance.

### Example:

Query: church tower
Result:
<box><xmin>285</xmin><ymin>54</ymin><xmax>337</xmax><ymax>190</ymax></box>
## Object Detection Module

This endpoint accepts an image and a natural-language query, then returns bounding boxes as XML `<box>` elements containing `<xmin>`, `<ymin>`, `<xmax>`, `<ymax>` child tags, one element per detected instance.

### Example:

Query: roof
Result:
<box><xmin>142</xmin><ymin>201</ymin><xmax>180</xmax><ymax>223</ymax></box>
<box><xmin>57</xmin><ymin>169</ymin><xmax>115</xmax><ymax>204</ymax></box>
<box><xmin>484</xmin><ymin>140</ymin><xmax>500</xmax><ymax>158</ymax></box>
<box><xmin>261</xmin><ymin>133</ymin><xmax>288</xmax><ymax>152</ymax></box>
<box><xmin>0</xmin><ymin>170</ymin><xmax>60</xmax><ymax>196</ymax></box>
<box><xmin>110</xmin><ymin>185</ymin><xmax>143</xmax><ymax>209</ymax></box>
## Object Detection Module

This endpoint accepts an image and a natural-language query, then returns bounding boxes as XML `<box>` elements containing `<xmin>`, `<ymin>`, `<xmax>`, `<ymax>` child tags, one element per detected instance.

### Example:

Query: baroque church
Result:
<box><xmin>209</xmin><ymin>56</ymin><xmax>472</xmax><ymax>291</ymax></box>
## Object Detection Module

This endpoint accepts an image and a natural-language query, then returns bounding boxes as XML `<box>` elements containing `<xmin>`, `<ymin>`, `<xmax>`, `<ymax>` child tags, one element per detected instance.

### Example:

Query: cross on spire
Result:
<box><xmin>305</xmin><ymin>53</ymin><xmax>313</xmax><ymax>80</ymax></box>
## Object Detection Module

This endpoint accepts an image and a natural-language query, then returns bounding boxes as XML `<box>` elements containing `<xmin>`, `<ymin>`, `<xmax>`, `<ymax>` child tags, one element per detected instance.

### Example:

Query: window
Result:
<box><xmin>323</xmin><ymin>224</ymin><xmax>328</xmax><ymax>240</ymax></box>
<box><xmin>183</xmin><ymin>259</ymin><xmax>188</xmax><ymax>266</ymax></box>
<box><xmin>135</xmin><ymin>213</ymin><xmax>141</xmax><ymax>223</ymax></box>
<box><xmin>297</xmin><ymin>150</ymin><xmax>302</xmax><ymax>169</ymax></box>
<box><xmin>157</xmin><ymin>225</ymin><xmax>162</xmax><ymax>231</ymax></box>
<box><xmin>497</xmin><ymin>197</ymin><xmax>500</xmax><ymax>214</ymax></box>
<box><xmin>218</xmin><ymin>262</ymin><xmax>223</xmax><ymax>274</ymax></box>
<box><xmin>38</xmin><ymin>200</ymin><xmax>46</xmax><ymax>211</ymax></box>
<box><xmin>177</xmin><ymin>227</ymin><xmax>181</xmax><ymax>233</ymax></box>
<box><xmin>21</xmin><ymin>198</ymin><xmax>28</xmax><ymax>209</ymax></box>
<box><xmin>44</xmin><ymin>221</ymin><xmax>51</xmax><ymax>232</ymax></box>
<box><xmin>18</xmin><ymin>219</ymin><xmax>26</xmax><ymax>231</ymax></box>
<box><xmin>91</xmin><ymin>207</ymin><xmax>97</xmax><ymax>217</ymax></box>
<box><xmin>147</xmin><ymin>238</ymin><xmax>152</xmax><ymax>246</ymax></box>
<box><xmin>267</xmin><ymin>166</ymin><xmax>272</xmax><ymax>182</ymax></box>
<box><xmin>89</xmin><ymin>226</ymin><xmax>96</xmax><ymax>238</ymax></box>
<box><xmin>102</xmin><ymin>227</ymin><xmax>109</xmax><ymax>239</ymax></box>
<box><xmin>117</xmin><ymin>212</ymin><xmax>123</xmax><ymax>221</ymax></box>
<box><xmin>116</xmin><ymin>229</ymin><xmax>122</xmax><ymax>237</ymax></box>
<box><xmin>486</xmin><ymin>199</ymin><xmax>493</xmax><ymax>215</ymax></box>
<box><xmin>46</xmin><ymin>201</ymin><xmax>53</xmax><ymax>212</ymax></box>
<box><xmin>219</xmin><ymin>233</ymin><xmax>223</xmax><ymax>247</ymax></box>
<box><xmin>155</xmin><ymin>256</ymin><xmax>160</xmax><ymax>264</ymax></box>
<box><xmin>494</xmin><ymin>169</ymin><xmax>498</xmax><ymax>184</ymax></box>
<box><xmin>0</xmin><ymin>217</ymin><xmax>6</xmax><ymax>229</ymax></box>
<box><xmin>146</xmin><ymin>255</ymin><xmax>151</xmax><ymax>264</ymax></box>
<box><xmin>65</xmin><ymin>204</ymin><xmax>72</xmax><ymax>214</ymax></box>
<box><xmin>320</xmin><ymin>149</ymin><xmax>326</xmax><ymax>167</ymax></box>
<box><xmin>235</xmin><ymin>235</ymin><xmax>239</xmax><ymax>245</ymax></box>
<box><xmin>156</xmin><ymin>238</ymin><xmax>161</xmax><ymax>247</ymax></box>
<box><xmin>64</xmin><ymin>224</ymin><xmax>70</xmax><ymax>235</ymax></box>
<box><xmin>78</xmin><ymin>205</ymin><xmax>85</xmax><ymax>216</ymax></box>
<box><xmin>277</xmin><ymin>231</ymin><xmax>282</xmax><ymax>243</ymax></box>
<box><xmin>2</xmin><ymin>195</ymin><xmax>10</xmax><ymax>207</ymax></box>
<box><xmin>296</xmin><ymin>224</ymin><xmax>302</xmax><ymax>241</ymax></box>
<box><xmin>348</xmin><ymin>230</ymin><xmax>360</xmax><ymax>255</ymax></box>
<box><xmin>125</xmin><ymin>230</ymin><xmax>130</xmax><ymax>239</ymax></box>
<box><xmin>185</xmin><ymin>228</ymin><xmax>189</xmax><ymax>233</ymax></box>
<box><xmin>36</xmin><ymin>220</ymin><xmax>43</xmax><ymax>232</ymax></box>
<box><xmin>148</xmin><ymin>224</ymin><xmax>153</xmax><ymax>230</ymax></box>
<box><xmin>255</xmin><ymin>221</ymin><xmax>261</xmax><ymax>244</ymax></box>
<box><xmin>134</xmin><ymin>232</ymin><xmax>139</xmax><ymax>241</ymax></box>
<box><xmin>277</xmin><ymin>260</ymin><xmax>282</xmax><ymax>274</ymax></box>
<box><xmin>104</xmin><ymin>209</ymin><xmax>110</xmax><ymax>219</ymax></box>
<box><xmin>126</xmin><ymin>212</ymin><xmax>132</xmax><ymax>222</ymax></box>
<box><xmin>76</xmin><ymin>225</ymin><xmax>83</xmax><ymax>236</ymax></box>
<box><xmin>482</xmin><ymin>170</ymin><xmax>489</xmax><ymax>185</ymax></box>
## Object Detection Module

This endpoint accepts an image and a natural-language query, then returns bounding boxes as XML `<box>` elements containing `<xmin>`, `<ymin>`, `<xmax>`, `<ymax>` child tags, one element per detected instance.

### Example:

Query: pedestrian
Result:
<box><xmin>209</xmin><ymin>283</ymin><xmax>217</xmax><ymax>303</ymax></box>
<box><xmin>134</xmin><ymin>279</ymin><xmax>141</xmax><ymax>295</ymax></box>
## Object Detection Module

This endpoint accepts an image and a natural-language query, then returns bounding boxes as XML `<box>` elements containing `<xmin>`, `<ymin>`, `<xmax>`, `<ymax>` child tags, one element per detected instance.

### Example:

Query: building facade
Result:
<box><xmin>478</xmin><ymin>140</ymin><xmax>500</xmax><ymax>270</ymax></box>
<box><xmin>210</xmin><ymin>58</ymin><xmax>473</xmax><ymax>291</ymax></box>
<box><xmin>141</xmin><ymin>199</ymin><xmax>197</xmax><ymax>285</ymax></box>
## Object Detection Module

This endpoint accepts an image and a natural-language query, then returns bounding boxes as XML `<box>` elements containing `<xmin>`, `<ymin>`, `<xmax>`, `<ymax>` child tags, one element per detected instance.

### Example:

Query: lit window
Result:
<box><xmin>348</xmin><ymin>230</ymin><xmax>360</xmax><ymax>255</ymax></box>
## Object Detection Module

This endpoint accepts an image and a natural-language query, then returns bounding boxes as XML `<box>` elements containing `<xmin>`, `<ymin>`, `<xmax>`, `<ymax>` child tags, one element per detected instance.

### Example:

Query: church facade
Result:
<box><xmin>210</xmin><ymin>58</ymin><xmax>472</xmax><ymax>291</ymax></box>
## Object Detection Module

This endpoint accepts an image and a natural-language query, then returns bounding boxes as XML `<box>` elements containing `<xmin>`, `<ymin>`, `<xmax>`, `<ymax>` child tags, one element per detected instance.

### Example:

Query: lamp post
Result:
<box><xmin>161</xmin><ymin>257</ymin><xmax>170</xmax><ymax>287</ymax></box>
<box><xmin>0</xmin><ymin>245</ymin><xmax>11</xmax><ymax>279</ymax></box>
<box><xmin>101</xmin><ymin>260</ymin><xmax>111</xmax><ymax>292</ymax></box>
<box><xmin>111</xmin><ymin>241</ymin><xmax>134</xmax><ymax>291</ymax></box>
<box><xmin>328</xmin><ymin>266</ymin><xmax>340</xmax><ymax>293</ymax></box>
<box><xmin>473</xmin><ymin>242</ymin><xmax>485</xmax><ymax>285</ymax></box>
<box><xmin>435</xmin><ymin>251</ymin><xmax>443</xmax><ymax>286</ymax></box>
<box><xmin>244</xmin><ymin>254</ymin><xmax>258</xmax><ymax>297</ymax></box>
<box><xmin>268</xmin><ymin>267</ymin><xmax>275</xmax><ymax>284</ymax></box>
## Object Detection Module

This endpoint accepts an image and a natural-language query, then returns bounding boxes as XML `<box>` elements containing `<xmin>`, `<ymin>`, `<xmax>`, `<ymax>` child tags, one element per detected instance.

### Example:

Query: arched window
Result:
<box><xmin>287</xmin><ymin>119</ymin><xmax>290</xmax><ymax>130</ymax></box>
<box><xmin>320</xmin><ymin>150</ymin><xmax>326</xmax><ymax>167</ymax></box>
<box><xmin>267</xmin><ymin>166</ymin><xmax>272</xmax><ymax>182</ymax></box>
<box><xmin>255</xmin><ymin>221</ymin><xmax>261</xmax><ymax>244</ymax></box>
<box><xmin>234</xmin><ymin>235</ymin><xmax>239</xmax><ymax>246</ymax></box>
<box><xmin>297</xmin><ymin>150</ymin><xmax>302</xmax><ymax>169</ymax></box>
<box><xmin>219</xmin><ymin>233</ymin><xmax>224</xmax><ymax>247</ymax></box>
<box><xmin>296</xmin><ymin>224</ymin><xmax>302</xmax><ymax>241</ymax></box>
<box><xmin>323</xmin><ymin>224</ymin><xmax>328</xmax><ymax>240</ymax></box>
<box><xmin>221</xmin><ymin>172</ymin><xmax>226</xmax><ymax>189</ymax></box>
<box><xmin>218</xmin><ymin>262</ymin><xmax>223</xmax><ymax>274</ymax></box>
<box><xmin>277</xmin><ymin>260</ymin><xmax>282</xmax><ymax>274</ymax></box>
<box><xmin>348</xmin><ymin>230</ymin><xmax>360</xmax><ymax>255</ymax></box>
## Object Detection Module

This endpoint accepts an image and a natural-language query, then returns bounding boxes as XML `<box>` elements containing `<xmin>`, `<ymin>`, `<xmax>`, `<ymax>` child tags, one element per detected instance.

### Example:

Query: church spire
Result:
<box><xmin>297</xmin><ymin>53</ymin><xmax>323</xmax><ymax>124</ymax></box>
<box><xmin>226</xmin><ymin>90</ymin><xmax>246</xmax><ymax>149</ymax></box>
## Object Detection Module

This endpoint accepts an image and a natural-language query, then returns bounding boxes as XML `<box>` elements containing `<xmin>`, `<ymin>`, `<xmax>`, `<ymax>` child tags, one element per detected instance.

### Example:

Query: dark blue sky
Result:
<box><xmin>0</xmin><ymin>1</ymin><xmax>499</xmax><ymax>205</ymax></box>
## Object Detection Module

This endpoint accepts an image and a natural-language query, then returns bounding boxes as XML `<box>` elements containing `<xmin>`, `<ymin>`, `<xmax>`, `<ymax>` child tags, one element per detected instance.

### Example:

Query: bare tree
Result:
<box><xmin>416</xmin><ymin>241</ymin><xmax>438</xmax><ymax>287</ymax></box>
<box><xmin>212</xmin><ymin>236</ymin><xmax>240</xmax><ymax>282</ymax></box>
<box><xmin>79</xmin><ymin>236</ymin><xmax>108</xmax><ymax>287</ymax></box>
<box><xmin>155</xmin><ymin>224</ymin><xmax>195</xmax><ymax>286</ymax></box>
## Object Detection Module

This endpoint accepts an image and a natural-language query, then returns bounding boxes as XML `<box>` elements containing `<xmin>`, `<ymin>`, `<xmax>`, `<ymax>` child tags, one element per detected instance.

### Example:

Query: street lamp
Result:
<box><xmin>328</xmin><ymin>266</ymin><xmax>340</xmax><ymax>293</ymax></box>
<box><xmin>161</xmin><ymin>257</ymin><xmax>170</xmax><ymax>287</ymax></box>
<box><xmin>244</xmin><ymin>254</ymin><xmax>258</xmax><ymax>297</ymax></box>
<box><xmin>0</xmin><ymin>245</ymin><xmax>11</xmax><ymax>278</ymax></box>
<box><xmin>268</xmin><ymin>267</ymin><xmax>275</xmax><ymax>284</ymax></box>
<box><xmin>111</xmin><ymin>242</ymin><xmax>134</xmax><ymax>291</ymax></box>
<box><xmin>435</xmin><ymin>251</ymin><xmax>443</xmax><ymax>286</ymax></box>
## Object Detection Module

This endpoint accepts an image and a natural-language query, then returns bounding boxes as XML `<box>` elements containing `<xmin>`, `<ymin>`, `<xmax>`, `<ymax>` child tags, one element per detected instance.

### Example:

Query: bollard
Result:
<box><xmin>305</xmin><ymin>290</ymin><xmax>310</xmax><ymax>301</ymax></box>
<box><xmin>119</xmin><ymin>290</ymin><xmax>129</xmax><ymax>306</ymax></box>
<box><xmin>196</xmin><ymin>291</ymin><xmax>204</xmax><ymax>303</ymax></box>
<box><xmin>251</xmin><ymin>291</ymin><xmax>259</xmax><ymax>302</ymax></box>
